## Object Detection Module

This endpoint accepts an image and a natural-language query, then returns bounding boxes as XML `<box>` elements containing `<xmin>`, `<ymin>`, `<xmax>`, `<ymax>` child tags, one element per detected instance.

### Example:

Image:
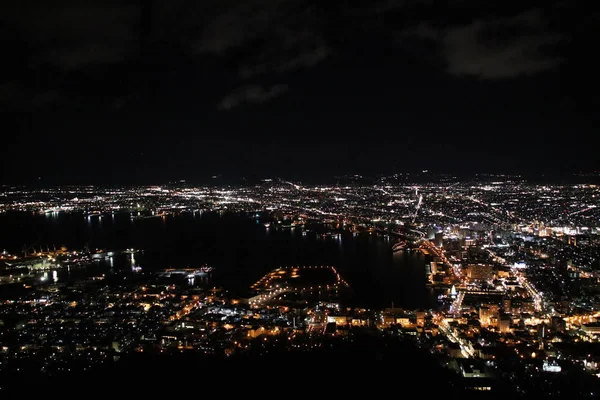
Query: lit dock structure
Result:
<box><xmin>248</xmin><ymin>266</ymin><xmax>350</xmax><ymax>307</ymax></box>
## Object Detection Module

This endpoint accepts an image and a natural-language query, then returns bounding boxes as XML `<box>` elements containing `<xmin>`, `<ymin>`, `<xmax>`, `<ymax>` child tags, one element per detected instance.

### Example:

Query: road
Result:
<box><xmin>512</xmin><ymin>269</ymin><xmax>543</xmax><ymax>312</ymax></box>
<box><xmin>433</xmin><ymin>313</ymin><xmax>474</xmax><ymax>358</ymax></box>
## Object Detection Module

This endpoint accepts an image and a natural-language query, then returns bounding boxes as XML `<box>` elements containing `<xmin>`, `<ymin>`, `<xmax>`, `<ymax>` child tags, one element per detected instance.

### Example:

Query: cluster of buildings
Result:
<box><xmin>1</xmin><ymin>175</ymin><xmax>600</xmax><ymax>395</ymax></box>
<box><xmin>387</xmin><ymin>222</ymin><xmax>600</xmax><ymax>395</ymax></box>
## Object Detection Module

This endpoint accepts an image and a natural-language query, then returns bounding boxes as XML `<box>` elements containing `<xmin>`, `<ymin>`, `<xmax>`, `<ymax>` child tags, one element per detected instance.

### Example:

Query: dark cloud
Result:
<box><xmin>0</xmin><ymin>83</ymin><xmax>28</xmax><ymax>106</ymax></box>
<box><xmin>239</xmin><ymin>45</ymin><xmax>329</xmax><ymax>79</ymax></box>
<box><xmin>194</xmin><ymin>1</ymin><xmax>331</xmax><ymax>80</ymax></box>
<box><xmin>193</xmin><ymin>1</ymin><xmax>285</xmax><ymax>54</ymax></box>
<box><xmin>443</xmin><ymin>9</ymin><xmax>564</xmax><ymax>79</ymax></box>
<box><xmin>1</xmin><ymin>0</ymin><xmax>331</xmax><ymax>111</ymax></box>
<box><xmin>0</xmin><ymin>0</ymin><xmax>584</xmax><ymax>114</ymax></box>
<box><xmin>218</xmin><ymin>84</ymin><xmax>288</xmax><ymax>110</ymax></box>
<box><xmin>3</xmin><ymin>0</ymin><xmax>139</xmax><ymax>70</ymax></box>
<box><xmin>400</xmin><ymin>8</ymin><xmax>565</xmax><ymax>79</ymax></box>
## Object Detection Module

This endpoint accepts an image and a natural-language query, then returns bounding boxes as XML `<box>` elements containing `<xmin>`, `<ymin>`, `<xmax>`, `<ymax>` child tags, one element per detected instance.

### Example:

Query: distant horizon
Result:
<box><xmin>2</xmin><ymin>169</ymin><xmax>600</xmax><ymax>187</ymax></box>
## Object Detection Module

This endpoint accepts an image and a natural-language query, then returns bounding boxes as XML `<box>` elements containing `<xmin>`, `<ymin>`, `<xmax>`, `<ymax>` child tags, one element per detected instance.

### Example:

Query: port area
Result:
<box><xmin>1</xmin><ymin>247</ymin><xmax>142</xmax><ymax>271</ymax></box>
<box><xmin>247</xmin><ymin>266</ymin><xmax>350</xmax><ymax>308</ymax></box>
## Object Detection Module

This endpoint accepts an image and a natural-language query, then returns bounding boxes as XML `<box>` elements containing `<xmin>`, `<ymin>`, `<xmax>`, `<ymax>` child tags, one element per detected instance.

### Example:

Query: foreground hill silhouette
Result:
<box><xmin>1</xmin><ymin>335</ymin><xmax>511</xmax><ymax>398</ymax></box>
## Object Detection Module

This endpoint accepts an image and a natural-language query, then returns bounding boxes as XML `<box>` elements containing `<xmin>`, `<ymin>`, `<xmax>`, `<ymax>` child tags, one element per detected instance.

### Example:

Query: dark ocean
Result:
<box><xmin>0</xmin><ymin>211</ymin><xmax>435</xmax><ymax>309</ymax></box>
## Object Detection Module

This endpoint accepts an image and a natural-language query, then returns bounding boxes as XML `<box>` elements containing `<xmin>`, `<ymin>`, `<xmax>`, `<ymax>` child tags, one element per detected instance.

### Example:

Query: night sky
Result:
<box><xmin>2</xmin><ymin>0</ymin><xmax>598</xmax><ymax>184</ymax></box>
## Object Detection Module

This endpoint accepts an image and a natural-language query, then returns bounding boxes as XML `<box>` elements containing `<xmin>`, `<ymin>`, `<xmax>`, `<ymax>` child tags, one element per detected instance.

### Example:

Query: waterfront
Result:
<box><xmin>0</xmin><ymin>211</ymin><xmax>434</xmax><ymax>309</ymax></box>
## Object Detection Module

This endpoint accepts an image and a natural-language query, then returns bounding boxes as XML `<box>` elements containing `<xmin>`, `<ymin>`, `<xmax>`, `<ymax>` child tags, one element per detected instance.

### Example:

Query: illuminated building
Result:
<box><xmin>467</xmin><ymin>263</ymin><xmax>494</xmax><ymax>281</ymax></box>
